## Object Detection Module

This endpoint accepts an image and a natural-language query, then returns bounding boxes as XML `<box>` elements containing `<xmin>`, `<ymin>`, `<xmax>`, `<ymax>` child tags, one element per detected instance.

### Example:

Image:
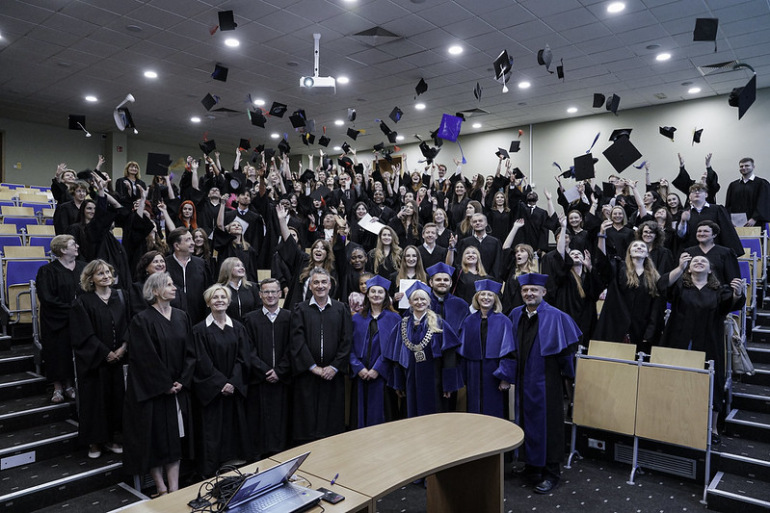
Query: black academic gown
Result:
<box><xmin>225</xmin><ymin>283</ymin><xmax>262</xmax><ymax>324</ymax></box>
<box><xmin>418</xmin><ymin>244</ymin><xmax>448</xmax><ymax>270</ymax></box>
<box><xmin>725</xmin><ymin>176</ymin><xmax>770</xmax><ymax>225</ymax></box>
<box><xmin>684</xmin><ymin>244</ymin><xmax>741</xmax><ymax>286</ymax></box>
<box><xmin>70</xmin><ymin>290</ymin><xmax>128</xmax><ymax>446</ymax></box>
<box><xmin>212</xmin><ymin>228</ymin><xmax>261</xmax><ymax>284</ymax></box>
<box><xmin>36</xmin><ymin>259</ymin><xmax>86</xmax><ymax>382</ymax></box>
<box><xmin>679</xmin><ymin>204</ymin><xmax>744</xmax><ymax>257</ymax></box>
<box><xmin>289</xmin><ymin>299</ymin><xmax>352</xmax><ymax>443</ymax></box>
<box><xmin>243</xmin><ymin>308</ymin><xmax>293</xmax><ymax>458</ymax></box>
<box><xmin>455</xmin><ymin>234</ymin><xmax>504</xmax><ymax>280</ymax></box>
<box><xmin>192</xmin><ymin>318</ymin><xmax>250</xmax><ymax>476</ymax></box>
<box><xmin>123</xmin><ymin>308</ymin><xmax>196</xmax><ymax>475</ymax></box>
<box><xmin>165</xmin><ymin>255</ymin><xmax>212</xmax><ymax>326</ymax></box>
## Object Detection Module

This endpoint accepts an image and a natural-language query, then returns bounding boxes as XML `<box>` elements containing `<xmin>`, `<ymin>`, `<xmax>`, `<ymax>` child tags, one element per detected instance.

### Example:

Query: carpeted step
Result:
<box><xmin>0</xmin><ymin>371</ymin><xmax>47</xmax><ymax>400</ymax></box>
<box><xmin>30</xmin><ymin>482</ymin><xmax>146</xmax><ymax>513</ymax></box>
<box><xmin>0</xmin><ymin>394</ymin><xmax>75</xmax><ymax>433</ymax></box>
<box><xmin>707</xmin><ymin>471</ymin><xmax>770</xmax><ymax>513</ymax></box>
<box><xmin>0</xmin><ymin>353</ymin><xmax>34</xmax><ymax>375</ymax></box>
<box><xmin>736</xmin><ymin>362</ymin><xmax>770</xmax><ymax>387</ymax></box>
<box><xmin>732</xmin><ymin>382</ymin><xmax>770</xmax><ymax>413</ymax></box>
<box><xmin>726</xmin><ymin>409</ymin><xmax>770</xmax><ymax>442</ymax></box>
<box><xmin>0</xmin><ymin>419</ymin><xmax>79</xmax><ymax>464</ymax></box>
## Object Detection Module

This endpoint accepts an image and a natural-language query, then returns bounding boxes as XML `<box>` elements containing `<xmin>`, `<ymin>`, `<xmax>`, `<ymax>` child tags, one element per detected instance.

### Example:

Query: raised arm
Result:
<box><xmin>503</xmin><ymin>218</ymin><xmax>525</xmax><ymax>250</ymax></box>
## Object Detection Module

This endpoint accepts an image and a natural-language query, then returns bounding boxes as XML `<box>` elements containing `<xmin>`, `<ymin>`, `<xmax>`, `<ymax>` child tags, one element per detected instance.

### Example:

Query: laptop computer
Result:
<box><xmin>224</xmin><ymin>452</ymin><xmax>324</xmax><ymax>513</ymax></box>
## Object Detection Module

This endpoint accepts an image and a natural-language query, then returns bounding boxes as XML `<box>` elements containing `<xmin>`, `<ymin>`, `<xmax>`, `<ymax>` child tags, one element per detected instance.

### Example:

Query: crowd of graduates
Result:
<box><xmin>35</xmin><ymin>145</ymin><xmax>766</xmax><ymax>495</ymax></box>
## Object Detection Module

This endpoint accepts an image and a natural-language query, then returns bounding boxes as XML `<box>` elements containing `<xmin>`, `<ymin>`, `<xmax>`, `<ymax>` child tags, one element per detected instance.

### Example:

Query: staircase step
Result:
<box><xmin>736</xmin><ymin>362</ymin><xmax>770</xmax><ymax>387</ymax></box>
<box><xmin>755</xmin><ymin>312</ymin><xmax>770</xmax><ymax>327</ymax></box>
<box><xmin>747</xmin><ymin>341</ymin><xmax>770</xmax><ymax>364</ymax></box>
<box><xmin>0</xmin><ymin>419</ymin><xmax>79</xmax><ymax>463</ymax></box>
<box><xmin>732</xmin><ymin>382</ymin><xmax>770</xmax><ymax>413</ymax></box>
<box><xmin>0</xmin><ymin>372</ymin><xmax>47</xmax><ymax>400</ymax></box>
<box><xmin>30</xmin><ymin>483</ymin><xmax>146</xmax><ymax>513</ymax></box>
<box><xmin>0</xmin><ymin>395</ymin><xmax>74</xmax><ymax>433</ymax></box>
<box><xmin>751</xmin><ymin>327</ymin><xmax>770</xmax><ymax>345</ymax></box>
<box><xmin>0</xmin><ymin>453</ymin><xmax>123</xmax><ymax>512</ymax></box>
<box><xmin>726</xmin><ymin>409</ymin><xmax>770</xmax><ymax>439</ymax></box>
<box><xmin>707</xmin><ymin>471</ymin><xmax>770</xmax><ymax>513</ymax></box>
<box><xmin>0</xmin><ymin>354</ymin><xmax>35</xmax><ymax>375</ymax></box>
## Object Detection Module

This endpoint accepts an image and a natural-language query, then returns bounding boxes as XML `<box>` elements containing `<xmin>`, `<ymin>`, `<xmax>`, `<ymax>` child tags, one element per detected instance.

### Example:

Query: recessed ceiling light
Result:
<box><xmin>334</xmin><ymin>119</ymin><xmax>344</xmax><ymax>126</ymax></box>
<box><xmin>472</xmin><ymin>123</ymin><xmax>482</xmax><ymax>128</ymax></box>
<box><xmin>271</xmin><ymin>133</ymin><xmax>280</xmax><ymax>139</ymax></box>
<box><xmin>448</xmin><ymin>45</ymin><xmax>463</xmax><ymax>55</ymax></box>
<box><xmin>253</xmin><ymin>98</ymin><xmax>265</xmax><ymax>106</ymax></box>
<box><xmin>190</xmin><ymin>116</ymin><xmax>201</xmax><ymax>123</ymax></box>
<box><xmin>396</xmin><ymin>135</ymin><xmax>405</xmax><ymax>141</ymax></box>
<box><xmin>688</xmin><ymin>87</ymin><xmax>701</xmax><ymax>94</ymax></box>
<box><xmin>85</xmin><ymin>95</ymin><xmax>98</xmax><ymax>102</ymax></box>
<box><xmin>333</xmin><ymin>146</ymin><xmax>342</xmax><ymax>151</ymax></box>
<box><xmin>144</xmin><ymin>70</ymin><xmax>157</xmax><ymax>79</ymax></box>
<box><xmin>656</xmin><ymin>52</ymin><xmax>671</xmax><ymax>61</ymax></box>
<box><xmin>607</xmin><ymin>2</ymin><xmax>625</xmax><ymax>14</ymax></box>
<box><xmin>567</xmin><ymin>107</ymin><xmax>578</xmax><ymax>113</ymax></box>
<box><xmin>224</xmin><ymin>38</ymin><xmax>240</xmax><ymax>48</ymax></box>
<box><xmin>518</xmin><ymin>81</ymin><xmax>531</xmax><ymax>89</ymax></box>
<box><xmin>337</xmin><ymin>76</ymin><xmax>349</xmax><ymax>84</ymax></box>
<box><xmin>415</xmin><ymin>103</ymin><xmax>426</xmax><ymax>110</ymax></box>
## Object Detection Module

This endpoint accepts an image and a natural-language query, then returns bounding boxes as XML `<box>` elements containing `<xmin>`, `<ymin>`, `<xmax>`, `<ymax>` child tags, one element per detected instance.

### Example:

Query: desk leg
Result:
<box><xmin>426</xmin><ymin>454</ymin><xmax>503</xmax><ymax>513</ymax></box>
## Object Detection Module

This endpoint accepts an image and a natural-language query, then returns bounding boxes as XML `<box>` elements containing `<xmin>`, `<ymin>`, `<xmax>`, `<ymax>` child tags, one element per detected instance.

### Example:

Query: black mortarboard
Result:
<box><xmin>430</xmin><ymin>129</ymin><xmax>443</xmax><ymax>147</ymax></box>
<box><xmin>68</xmin><ymin>114</ymin><xmax>86</xmax><ymax>130</ymax></box>
<box><xmin>693</xmin><ymin>18</ymin><xmax>718</xmax><ymax>42</ymax></box>
<box><xmin>603</xmin><ymin>136</ymin><xmax>642</xmax><ymax>173</ymax></box>
<box><xmin>592</xmin><ymin>93</ymin><xmax>606</xmax><ymax>108</ymax></box>
<box><xmin>602</xmin><ymin>182</ymin><xmax>616</xmax><ymax>198</ymax></box>
<box><xmin>729</xmin><ymin>74</ymin><xmax>756</xmax><ymax>120</ymax></box>
<box><xmin>269</xmin><ymin>102</ymin><xmax>287</xmax><ymax>117</ymax></box>
<box><xmin>347</xmin><ymin>108</ymin><xmax>356</xmax><ymax>122</ymax></box>
<box><xmin>201</xmin><ymin>93</ymin><xmax>218</xmax><ymax>111</ymax></box>
<box><xmin>573</xmin><ymin>154</ymin><xmax>597</xmax><ymax>180</ymax></box>
<box><xmin>415</xmin><ymin>78</ymin><xmax>428</xmax><ymax>97</ymax></box>
<box><xmin>341</xmin><ymin>141</ymin><xmax>351</xmax><ymax>154</ymax></box>
<box><xmin>473</xmin><ymin>82</ymin><xmax>482</xmax><ymax>101</ymax></box>
<box><xmin>310</xmin><ymin>186</ymin><xmax>332</xmax><ymax>202</ymax></box>
<box><xmin>289</xmin><ymin>110</ymin><xmax>306</xmax><ymax>128</ymax></box>
<box><xmin>218</xmin><ymin>10</ymin><xmax>237</xmax><ymax>31</ymax></box>
<box><xmin>77</xmin><ymin>170</ymin><xmax>94</xmax><ymax>181</ymax></box>
<box><xmin>255</xmin><ymin>145</ymin><xmax>264</xmax><ymax>153</ymax></box>
<box><xmin>495</xmin><ymin>148</ymin><xmax>509</xmax><ymax>159</ymax></box>
<box><xmin>302</xmin><ymin>133</ymin><xmax>315</xmax><ymax>145</ymax></box>
<box><xmin>239</xmin><ymin>138</ymin><xmax>250</xmax><ymax>151</ymax></box>
<box><xmin>493</xmin><ymin>50</ymin><xmax>512</xmax><ymax>80</ymax></box>
<box><xmin>556</xmin><ymin>61</ymin><xmax>564</xmax><ymax>80</ymax></box>
<box><xmin>509</xmin><ymin>140</ymin><xmax>521</xmax><ymax>153</ymax></box>
<box><xmin>227</xmin><ymin>171</ymin><xmax>247</xmax><ymax>194</ymax></box>
<box><xmin>277</xmin><ymin>138</ymin><xmax>290</xmax><ymax>155</ymax></box>
<box><xmin>609</xmin><ymin>129</ymin><xmax>632</xmax><ymax>142</ymax></box>
<box><xmin>513</xmin><ymin>167</ymin><xmax>524</xmax><ymax>179</ymax></box>
<box><xmin>300</xmin><ymin>169</ymin><xmax>315</xmax><ymax>183</ymax></box>
<box><xmin>318</xmin><ymin>135</ymin><xmax>330</xmax><ymax>147</ymax></box>
<box><xmin>379</xmin><ymin>121</ymin><xmax>392</xmax><ymax>136</ymax></box>
<box><xmin>387</xmin><ymin>131</ymin><xmax>398</xmax><ymax>144</ymax></box>
<box><xmin>454</xmin><ymin>112</ymin><xmax>466</xmax><ymax>122</ymax></box>
<box><xmin>419</xmin><ymin>141</ymin><xmax>441</xmax><ymax>164</ymax></box>
<box><xmin>263</xmin><ymin>148</ymin><xmax>275</xmax><ymax>160</ymax></box>
<box><xmin>389</xmin><ymin>106</ymin><xmax>403</xmax><ymax>123</ymax></box>
<box><xmin>659</xmin><ymin>126</ymin><xmax>676</xmax><ymax>141</ymax></box>
<box><xmin>146</xmin><ymin>153</ymin><xmax>172</xmax><ymax>176</ymax></box>
<box><xmin>606</xmin><ymin>94</ymin><xmax>620</xmax><ymax>115</ymax></box>
<box><xmin>116</xmin><ymin>107</ymin><xmax>136</xmax><ymax>130</ymax></box>
<box><xmin>560</xmin><ymin>169</ymin><xmax>574</xmax><ymax>179</ymax></box>
<box><xmin>199</xmin><ymin>139</ymin><xmax>216</xmax><ymax>155</ymax></box>
<box><xmin>373</xmin><ymin>142</ymin><xmax>385</xmax><ymax>152</ymax></box>
<box><xmin>338</xmin><ymin>156</ymin><xmax>353</xmax><ymax>169</ymax></box>
<box><xmin>693</xmin><ymin>128</ymin><xmax>703</xmax><ymax>144</ymax></box>
<box><xmin>249</xmin><ymin>109</ymin><xmax>266</xmax><ymax>128</ymax></box>
<box><xmin>211</xmin><ymin>63</ymin><xmax>229</xmax><ymax>82</ymax></box>
<box><xmin>346</xmin><ymin>128</ymin><xmax>360</xmax><ymax>140</ymax></box>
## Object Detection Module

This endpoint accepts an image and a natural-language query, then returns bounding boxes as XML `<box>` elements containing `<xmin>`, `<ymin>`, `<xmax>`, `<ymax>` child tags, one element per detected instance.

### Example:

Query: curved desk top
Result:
<box><xmin>271</xmin><ymin>412</ymin><xmax>523</xmax><ymax>501</ymax></box>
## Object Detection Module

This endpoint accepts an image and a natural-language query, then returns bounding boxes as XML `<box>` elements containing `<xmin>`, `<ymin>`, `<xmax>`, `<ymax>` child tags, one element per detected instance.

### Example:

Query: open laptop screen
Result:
<box><xmin>226</xmin><ymin>453</ymin><xmax>310</xmax><ymax>511</ymax></box>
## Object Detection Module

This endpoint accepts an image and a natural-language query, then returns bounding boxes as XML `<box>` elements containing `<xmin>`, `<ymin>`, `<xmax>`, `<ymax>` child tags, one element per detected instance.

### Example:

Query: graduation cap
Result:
<box><xmin>556</xmin><ymin>60</ymin><xmax>565</xmax><ymax>80</ymax></box>
<box><xmin>289</xmin><ymin>110</ymin><xmax>307</xmax><ymax>128</ymax></box>
<box><xmin>318</xmin><ymin>135</ymin><xmax>330</xmax><ymax>147</ymax></box>
<box><xmin>277</xmin><ymin>138</ymin><xmax>290</xmax><ymax>155</ymax></box>
<box><xmin>419</xmin><ymin>141</ymin><xmax>441</xmax><ymax>164</ymax></box>
<box><xmin>114</xmin><ymin>107</ymin><xmax>136</xmax><ymax>132</ymax></box>
<box><xmin>609</xmin><ymin>129</ymin><xmax>632</xmax><ymax>142</ymax></box>
<box><xmin>76</xmin><ymin>169</ymin><xmax>95</xmax><ymax>181</ymax></box>
<box><xmin>474</xmin><ymin>279</ymin><xmax>503</xmax><ymax>295</ymax></box>
<box><xmin>341</xmin><ymin>141</ymin><xmax>352</xmax><ymax>154</ymax></box>
<box><xmin>310</xmin><ymin>185</ymin><xmax>332</xmax><ymax>202</ymax></box>
<box><xmin>509</xmin><ymin>140</ymin><xmax>521</xmax><ymax>153</ymax></box>
<box><xmin>346</xmin><ymin>128</ymin><xmax>360</xmax><ymax>140</ymax></box>
<box><xmin>603</xmin><ymin>136</ymin><xmax>642</xmax><ymax>173</ymax></box>
<box><xmin>218</xmin><ymin>10</ymin><xmax>237</xmax><ymax>31</ymax></box>
<box><xmin>373</xmin><ymin>142</ymin><xmax>385</xmax><ymax>152</ymax></box>
<box><xmin>386</xmin><ymin>131</ymin><xmax>398</xmax><ymax>144</ymax></box>
<box><xmin>493</xmin><ymin>49</ymin><xmax>513</xmax><ymax>92</ymax></box>
<box><xmin>211</xmin><ymin>63</ymin><xmax>229</xmax><ymax>82</ymax></box>
<box><xmin>338</xmin><ymin>156</ymin><xmax>354</xmax><ymax>169</ymax></box>
<box><xmin>693</xmin><ymin>18</ymin><xmax>718</xmax><ymax>51</ymax></box>
<box><xmin>263</xmin><ymin>148</ymin><xmax>276</xmax><ymax>160</ymax></box>
<box><xmin>659</xmin><ymin>126</ymin><xmax>677</xmax><ymax>141</ymax></box>
<box><xmin>454</xmin><ymin>112</ymin><xmax>466</xmax><ymax>122</ymax></box>
<box><xmin>227</xmin><ymin>171</ymin><xmax>248</xmax><ymax>194</ymax></box>
<box><xmin>389</xmin><ymin>106</ymin><xmax>403</xmax><ymax>123</ymax></box>
<box><xmin>473</xmin><ymin>82</ymin><xmax>482</xmax><ymax>102</ymax></box>
<box><xmin>602</xmin><ymin>182</ymin><xmax>616</xmax><ymax>198</ymax></box>
<box><xmin>405</xmin><ymin>281</ymin><xmax>432</xmax><ymax>300</ymax></box>
<box><xmin>301</xmin><ymin>133</ymin><xmax>315</xmax><ymax>145</ymax></box>
<box><xmin>427</xmin><ymin>262</ymin><xmax>454</xmax><ymax>279</ymax></box>
<box><xmin>300</xmin><ymin>169</ymin><xmax>316</xmax><ymax>182</ymax></box>
<box><xmin>379</xmin><ymin>121</ymin><xmax>392</xmax><ymax>137</ymax></box>
<box><xmin>495</xmin><ymin>147</ymin><xmax>509</xmax><ymax>159</ymax></box>
<box><xmin>436</xmin><ymin>113</ymin><xmax>463</xmax><ymax>142</ymax></box>
<box><xmin>537</xmin><ymin>44</ymin><xmax>554</xmax><ymax>73</ymax></box>
<box><xmin>255</xmin><ymin>144</ymin><xmax>265</xmax><ymax>153</ymax></box>
<box><xmin>269</xmin><ymin>102</ymin><xmax>287</xmax><ymax>117</ymax></box>
<box><xmin>146</xmin><ymin>153</ymin><xmax>172</xmax><ymax>176</ymax></box>
<box><xmin>366</xmin><ymin>275</ymin><xmax>391</xmax><ymax>291</ymax></box>
<box><xmin>513</xmin><ymin>167</ymin><xmax>525</xmax><ymax>179</ymax></box>
<box><xmin>692</xmin><ymin>128</ymin><xmax>703</xmax><ymax>145</ymax></box>
<box><xmin>573</xmin><ymin>154</ymin><xmax>597</xmax><ymax>180</ymax></box>
<box><xmin>415</xmin><ymin>78</ymin><xmax>428</xmax><ymax>97</ymax></box>
<box><xmin>430</xmin><ymin>128</ymin><xmax>444</xmax><ymax>147</ymax></box>
<box><xmin>199</xmin><ymin>139</ymin><xmax>216</xmax><ymax>155</ymax></box>
<box><xmin>605</xmin><ymin>93</ymin><xmax>621</xmax><ymax>115</ymax></box>
<box><xmin>238</xmin><ymin>138</ymin><xmax>251</xmax><ymax>151</ymax></box>
<box><xmin>592</xmin><ymin>93</ymin><xmax>606</xmax><ymax>108</ymax></box>
<box><xmin>201</xmin><ymin>93</ymin><xmax>219</xmax><ymax>111</ymax></box>
<box><xmin>347</xmin><ymin>108</ymin><xmax>357</xmax><ymax>122</ymax></box>
<box><xmin>67</xmin><ymin>114</ymin><xmax>86</xmax><ymax>130</ymax></box>
<box><xmin>728</xmin><ymin>74</ymin><xmax>756</xmax><ymax>120</ymax></box>
<box><xmin>248</xmin><ymin>109</ymin><xmax>267</xmax><ymax>128</ymax></box>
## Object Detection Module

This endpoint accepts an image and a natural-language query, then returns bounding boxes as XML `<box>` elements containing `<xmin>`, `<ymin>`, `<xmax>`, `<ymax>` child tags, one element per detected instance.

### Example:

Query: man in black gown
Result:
<box><xmin>724</xmin><ymin>157</ymin><xmax>770</xmax><ymax>228</ymax></box>
<box><xmin>165</xmin><ymin>227</ymin><xmax>212</xmax><ymax>325</ymax></box>
<box><xmin>289</xmin><ymin>268</ymin><xmax>352</xmax><ymax>443</ymax></box>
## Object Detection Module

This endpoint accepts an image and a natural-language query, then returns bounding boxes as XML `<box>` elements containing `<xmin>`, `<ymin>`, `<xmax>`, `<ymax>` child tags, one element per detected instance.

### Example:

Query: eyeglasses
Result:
<box><xmin>260</xmin><ymin>290</ymin><xmax>281</xmax><ymax>295</ymax></box>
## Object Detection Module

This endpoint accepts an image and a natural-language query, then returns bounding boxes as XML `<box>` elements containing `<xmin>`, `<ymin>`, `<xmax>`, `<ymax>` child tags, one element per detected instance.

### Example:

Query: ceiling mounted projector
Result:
<box><xmin>300</xmin><ymin>33</ymin><xmax>336</xmax><ymax>94</ymax></box>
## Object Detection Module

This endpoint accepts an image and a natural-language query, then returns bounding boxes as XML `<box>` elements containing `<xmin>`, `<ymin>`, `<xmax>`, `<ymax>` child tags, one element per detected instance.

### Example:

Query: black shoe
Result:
<box><xmin>512</xmin><ymin>465</ymin><xmax>541</xmax><ymax>484</ymax></box>
<box><xmin>711</xmin><ymin>432</ymin><xmax>721</xmax><ymax>445</ymax></box>
<box><xmin>534</xmin><ymin>478</ymin><xmax>559</xmax><ymax>494</ymax></box>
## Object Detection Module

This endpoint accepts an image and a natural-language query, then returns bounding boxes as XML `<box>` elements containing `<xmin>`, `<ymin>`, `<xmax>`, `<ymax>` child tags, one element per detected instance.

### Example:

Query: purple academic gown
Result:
<box><xmin>350</xmin><ymin>310</ymin><xmax>400</xmax><ymax>427</ymax></box>
<box><xmin>430</xmin><ymin>292</ymin><xmax>469</xmax><ymax>335</ymax></box>
<box><xmin>458</xmin><ymin>311</ymin><xmax>516</xmax><ymax>418</ymax></box>
<box><xmin>386</xmin><ymin>315</ymin><xmax>463</xmax><ymax>418</ymax></box>
<box><xmin>509</xmin><ymin>301</ymin><xmax>581</xmax><ymax>468</ymax></box>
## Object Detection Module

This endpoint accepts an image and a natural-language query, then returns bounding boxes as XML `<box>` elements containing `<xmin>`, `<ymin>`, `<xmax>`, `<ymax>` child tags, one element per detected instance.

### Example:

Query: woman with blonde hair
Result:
<box><xmin>432</xmin><ymin>208</ymin><xmax>453</xmax><ymax>248</ymax></box>
<box><xmin>115</xmin><ymin>161</ymin><xmax>147</xmax><ymax>206</ymax></box>
<box><xmin>502</xmin><ymin>242</ymin><xmax>539</xmax><ymax>314</ymax></box>
<box><xmin>70</xmin><ymin>259</ymin><xmax>129</xmax><ymax>459</ymax></box>
<box><xmin>384</xmin><ymin>281</ymin><xmax>462</xmax><ymax>418</ymax></box>
<box><xmin>217</xmin><ymin>257</ymin><xmax>261</xmax><ymax>323</ymax></box>
<box><xmin>367</xmin><ymin>226</ymin><xmax>402</xmax><ymax>279</ymax></box>
<box><xmin>453</xmin><ymin>246</ymin><xmax>488</xmax><ymax>304</ymax></box>
<box><xmin>390</xmin><ymin>245</ymin><xmax>427</xmax><ymax>309</ymax></box>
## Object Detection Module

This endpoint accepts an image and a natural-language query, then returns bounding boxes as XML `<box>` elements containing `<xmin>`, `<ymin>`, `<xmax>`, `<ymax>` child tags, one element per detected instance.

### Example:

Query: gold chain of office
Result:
<box><xmin>400</xmin><ymin>317</ymin><xmax>435</xmax><ymax>363</ymax></box>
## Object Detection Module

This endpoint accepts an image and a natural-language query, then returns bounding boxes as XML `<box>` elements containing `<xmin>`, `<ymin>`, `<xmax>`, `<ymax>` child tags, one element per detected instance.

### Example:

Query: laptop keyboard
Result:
<box><xmin>243</xmin><ymin>486</ymin><xmax>305</xmax><ymax>512</ymax></box>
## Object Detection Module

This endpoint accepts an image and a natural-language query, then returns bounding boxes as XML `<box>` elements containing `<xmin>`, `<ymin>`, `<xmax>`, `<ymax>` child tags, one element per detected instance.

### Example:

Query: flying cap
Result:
<box><xmin>419</xmin><ymin>141</ymin><xmax>441</xmax><ymax>164</ymax></box>
<box><xmin>573</xmin><ymin>154</ymin><xmax>597</xmax><ymax>180</ymax></box>
<box><xmin>277</xmin><ymin>138</ymin><xmax>290</xmax><ymax>155</ymax></box>
<box><xmin>495</xmin><ymin>147</ymin><xmax>509</xmax><ymax>159</ymax></box>
<box><xmin>592</xmin><ymin>93</ymin><xmax>606</xmax><ymax>108</ymax></box>
<box><xmin>427</xmin><ymin>262</ymin><xmax>454</xmax><ymax>279</ymax></box>
<box><xmin>537</xmin><ymin>44</ymin><xmax>553</xmax><ymax>72</ymax></box>
<box><xmin>201</xmin><ymin>93</ymin><xmax>218</xmax><ymax>111</ymax></box>
<box><xmin>605</xmin><ymin>94</ymin><xmax>621</xmax><ymax>115</ymax></box>
<box><xmin>518</xmin><ymin>273</ymin><xmax>548</xmax><ymax>287</ymax></box>
<box><xmin>341</xmin><ymin>141</ymin><xmax>352</xmax><ymax>154</ymax></box>
<box><xmin>609</xmin><ymin>129</ymin><xmax>632</xmax><ymax>142</ymax></box>
<box><xmin>659</xmin><ymin>126</ymin><xmax>676</xmax><ymax>141</ymax></box>
<box><xmin>211</xmin><ymin>63</ymin><xmax>229</xmax><ymax>82</ymax></box>
<box><xmin>474</xmin><ymin>279</ymin><xmax>503</xmax><ymax>295</ymax></box>
<box><xmin>347</xmin><ymin>108</ymin><xmax>357</xmax><ymax>121</ymax></box>
<box><xmin>248</xmin><ymin>109</ymin><xmax>267</xmax><ymax>128</ymax></box>
<box><xmin>146</xmin><ymin>153</ymin><xmax>172</xmax><ymax>176</ymax></box>
<box><xmin>473</xmin><ymin>82</ymin><xmax>482</xmax><ymax>101</ymax></box>
<box><xmin>199</xmin><ymin>139</ymin><xmax>216</xmax><ymax>155</ymax></box>
<box><xmin>728</xmin><ymin>74</ymin><xmax>756</xmax><ymax>120</ymax></box>
<box><xmin>68</xmin><ymin>114</ymin><xmax>86</xmax><ymax>130</ymax></box>
<box><xmin>602</xmin><ymin>136</ymin><xmax>642</xmax><ymax>173</ymax></box>
<box><xmin>692</xmin><ymin>128</ymin><xmax>703</xmax><ymax>144</ymax></box>
<box><xmin>493</xmin><ymin>50</ymin><xmax>513</xmax><ymax>80</ymax></box>
<box><xmin>365</xmin><ymin>275</ymin><xmax>391</xmax><ymax>291</ymax></box>
<box><xmin>415</xmin><ymin>78</ymin><xmax>428</xmax><ymax>97</ymax></box>
<box><xmin>269</xmin><ymin>102</ymin><xmax>287</xmax><ymax>117</ymax></box>
<box><xmin>289</xmin><ymin>110</ymin><xmax>307</xmax><ymax>128</ymax></box>
<box><xmin>238</xmin><ymin>138</ymin><xmax>250</xmax><ymax>151</ymax></box>
<box><xmin>437</xmin><ymin>113</ymin><xmax>463</xmax><ymax>142</ymax></box>
<box><xmin>346</xmin><ymin>128</ymin><xmax>360</xmax><ymax>140</ymax></box>
<box><xmin>509</xmin><ymin>140</ymin><xmax>521</xmax><ymax>153</ymax></box>
<box><xmin>218</xmin><ymin>10</ymin><xmax>237</xmax><ymax>31</ymax></box>
<box><xmin>693</xmin><ymin>18</ymin><xmax>718</xmax><ymax>42</ymax></box>
<box><xmin>318</xmin><ymin>135</ymin><xmax>330</xmax><ymax>147</ymax></box>
<box><xmin>389</xmin><ymin>106</ymin><xmax>403</xmax><ymax>123</ymax></box>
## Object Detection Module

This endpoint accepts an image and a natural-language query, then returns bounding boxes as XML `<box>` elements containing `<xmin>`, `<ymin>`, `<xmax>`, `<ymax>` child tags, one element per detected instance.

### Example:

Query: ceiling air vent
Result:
<box><xmin>696</xmin><ymin>60</ymin><xmax>739</xmax><ymax>76</ymax></box>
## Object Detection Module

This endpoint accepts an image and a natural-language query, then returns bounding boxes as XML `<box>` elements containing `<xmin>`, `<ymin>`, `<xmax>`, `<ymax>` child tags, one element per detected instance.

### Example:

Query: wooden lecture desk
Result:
<box><xmin>271</xmin><ymin>412</ymin><xmax>524</xmax><ymax>513</ymax></box>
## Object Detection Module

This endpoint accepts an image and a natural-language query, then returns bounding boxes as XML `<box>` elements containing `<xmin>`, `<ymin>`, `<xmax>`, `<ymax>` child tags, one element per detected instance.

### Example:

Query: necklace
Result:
<box><xmin>400</xmin><ymin>316</ymin><xmax>435</xmax><ymax>363</ymax></box>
